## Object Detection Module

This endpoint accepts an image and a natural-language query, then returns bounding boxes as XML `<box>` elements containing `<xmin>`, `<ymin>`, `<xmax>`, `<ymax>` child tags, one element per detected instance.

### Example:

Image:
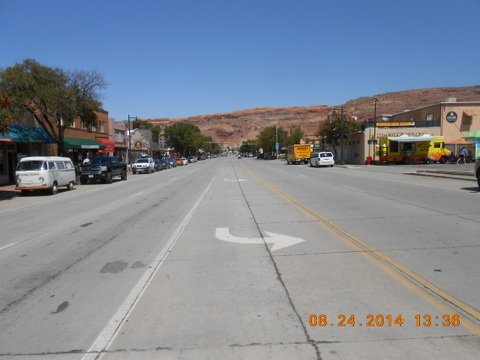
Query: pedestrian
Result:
<box><xmin>457</xmin><ymin>147</ymin><xmax>467</xmax><ymax>164</ymax></box>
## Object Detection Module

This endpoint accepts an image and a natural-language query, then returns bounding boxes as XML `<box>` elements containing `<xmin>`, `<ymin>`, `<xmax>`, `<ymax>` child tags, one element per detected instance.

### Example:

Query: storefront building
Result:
<box><xmin>0</xmin><ymin>109</ymin><xmax>112</xmax><ymax>184</ymax></box>
<box><xmin>0</xmin><ymin>124</ymin><xmax>55</xmax><ymax>185</ymax></box>
<box><xmin>349</xmin><ymin>99</ymin><xmax>480</xmax><ymax>164</ymax></box>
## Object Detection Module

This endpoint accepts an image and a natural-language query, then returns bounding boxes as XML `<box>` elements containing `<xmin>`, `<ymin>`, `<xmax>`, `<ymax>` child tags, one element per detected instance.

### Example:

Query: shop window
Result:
<box><xmin>0</xmin><ymin>145</ymin><xmax>5</xmax><ymax>174</ymax></box>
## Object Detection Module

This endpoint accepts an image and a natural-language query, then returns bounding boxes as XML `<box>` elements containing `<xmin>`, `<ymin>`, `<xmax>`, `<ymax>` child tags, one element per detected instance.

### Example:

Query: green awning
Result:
<box><xmin>0</xmin><ymin>124</ymin><xmax>54</xmax><ymax>143</ymax></box>
<box><xmin>464</xmin><ymin>130</ymin><xmax>480</xmax><ymax>139</ymax></box>
<box><xmin>63</xmin><ymin>137</ymin><xmax>106</xmax><ymax>149</ymax></box>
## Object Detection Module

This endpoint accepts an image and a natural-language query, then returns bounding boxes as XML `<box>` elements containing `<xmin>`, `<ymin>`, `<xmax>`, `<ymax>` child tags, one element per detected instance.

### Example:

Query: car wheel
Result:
<box><xmin>132</xmin><ymin>170</ymin><xmax>136</xmax><ymax>174</ymax></box>
<box><xmin>80</xmin><ymin>177</ymin><xmax>88</xmax><ymax>185</ymax></box>
<box><xmin>50</xmin><ymin>182</ymin><xmax>58</xmax><ymax>195</ymax></box>
<box><xmin>105</xmin><ymin>172</ymin><xmax>113</xmax><ymax>184</ymax></box>
<box><xmin>67</xmin><ymin>181</ymin><xmax>74</xmax><ymax>190</ymax></box>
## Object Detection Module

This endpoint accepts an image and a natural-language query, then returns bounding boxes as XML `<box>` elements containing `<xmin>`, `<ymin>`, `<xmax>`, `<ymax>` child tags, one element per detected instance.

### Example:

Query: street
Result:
<box><xmin>0</xmin><ymin>157</ymin><xmax>479</xmax><ymax>359</ymax></box>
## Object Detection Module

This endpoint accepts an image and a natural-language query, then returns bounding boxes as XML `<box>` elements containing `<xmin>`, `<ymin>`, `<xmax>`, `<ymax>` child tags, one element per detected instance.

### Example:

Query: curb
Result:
<box><xmin>411</xmin><ymin>170</ymin><xmax>476</xmax><ymax>182</ymax></box>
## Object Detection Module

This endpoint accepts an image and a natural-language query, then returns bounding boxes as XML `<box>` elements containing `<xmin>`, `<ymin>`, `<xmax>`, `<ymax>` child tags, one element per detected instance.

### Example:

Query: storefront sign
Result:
<box><xmin>446</xmin><ymin>111</ymin><xmax>458</xmax><ymax>123</ymax></box>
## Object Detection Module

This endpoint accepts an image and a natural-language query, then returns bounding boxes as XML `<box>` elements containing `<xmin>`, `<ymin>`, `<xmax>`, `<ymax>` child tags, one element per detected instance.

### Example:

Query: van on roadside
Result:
<box><xmin>15</xmin><ymin>156</ymin><xmax>76</xmax><ymax>195</ymax></box>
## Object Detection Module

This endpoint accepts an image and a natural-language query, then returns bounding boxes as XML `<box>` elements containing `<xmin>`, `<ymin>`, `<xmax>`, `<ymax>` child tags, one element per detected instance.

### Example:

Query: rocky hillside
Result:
<box><xmin>147</xmin><ymin>86</ymin><xmax>480</xmax><ymax>146</ymax></box>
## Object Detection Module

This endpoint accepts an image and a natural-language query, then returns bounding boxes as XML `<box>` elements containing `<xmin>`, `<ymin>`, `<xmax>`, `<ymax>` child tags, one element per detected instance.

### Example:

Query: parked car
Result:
<box><xmin>176</xmin><ymin>157</ymin><xmax>188</xmax><ymax>166</ymax></box>
<box><xmin>475</xmin><ymin>158</ymin><xmax>480</xmax><ymax>188</ymax></box>
<box><xmin>132</xmin><ymin>157</ymin><xmax>155</xmax><ymax>174</ymax></box>
<box><xmin>15</xmin><ymin>156</ymin><xmax>76</xmax><ymax>195</ymax></box>
<box><xmin>166</xmin><ymin>158</ymin><xmax>176</xmax><ymax>167</ymax></box>
<box><xmin>80</xmin><ymin>156</ymin><xmax>127</xmax><ymax>184</ymax></box>
<box><xmin>309</xmin><ymin>152</ymin><xmax>335</xmax><ymax>167</ymax></box>
<box><xmin>153</xmin><ymin>159</ymin><xmax>162</xmax><ymax>172</ymax></box>
<box><xmin>160</xmin><ymin>158</ymin><xmax>170</xmax><ymax>169</ymax></box>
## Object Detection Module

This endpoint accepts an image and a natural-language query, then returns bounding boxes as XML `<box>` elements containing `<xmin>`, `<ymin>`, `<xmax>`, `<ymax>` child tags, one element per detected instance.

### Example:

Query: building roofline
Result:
<box><xmin>376</xmin><ymin>100</ymin><xmax>480</xmax><ymax>118</ymax></box>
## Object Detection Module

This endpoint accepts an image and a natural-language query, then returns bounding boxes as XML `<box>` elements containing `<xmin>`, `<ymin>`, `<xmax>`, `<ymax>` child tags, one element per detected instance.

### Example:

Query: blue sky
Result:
<box><xmin>1</xmin><ymin>0</ymin><xmax>479</xmax><ymax>120</ymax></box>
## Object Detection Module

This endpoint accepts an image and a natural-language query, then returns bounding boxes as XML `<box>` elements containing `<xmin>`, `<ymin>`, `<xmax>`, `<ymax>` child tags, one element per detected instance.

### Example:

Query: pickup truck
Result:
<box><xmin>80</xmin><ymin>156</ymin><xmax>127</xmax><ymax>184</ymax></box>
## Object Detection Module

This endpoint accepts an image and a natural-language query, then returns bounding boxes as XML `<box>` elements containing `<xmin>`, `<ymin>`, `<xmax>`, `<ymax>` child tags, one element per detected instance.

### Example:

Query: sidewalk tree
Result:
<box><xmin>239</xmin><ymin>139</ymin><xmax>256</xmax><ymax>154</ymax></box>
<box><xmin>317</xmin><ymin>112</ymin><xmax>360</xmax><ymax>156</ymax></box>
<box><xmin>0</xmin><ymin>92</ymin><xmax>12</xmax><ymax>132</ymax></box>
<box><xmin>287</xmin><ymin>127</ymin><xmax>304</xmax><ymax>145</ymax></box>
<box><xmin>164</xmin><ymin>122</ymin><xmax>203</xmax><ymax>156</ymax></box>
<box><xmin>256</xmin><ymin>125</ymin><xmax>287</xmax><ymax>154</ymax></box>
<box><xmin>0</xmin><ymin>59</ymin><xmax>106</xmax><ymax>154</ymax></box>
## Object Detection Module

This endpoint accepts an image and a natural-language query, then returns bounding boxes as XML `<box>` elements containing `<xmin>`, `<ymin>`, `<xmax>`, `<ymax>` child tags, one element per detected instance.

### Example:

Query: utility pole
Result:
<box><xmin>340</xmin><ymin>107</ymin><xmax>345</xmax><ymax>165</ymax></box>
<box><xmin>127</xmin><ymin>114</ymin><xmax>137</xmax><ymax>164</ymax></box>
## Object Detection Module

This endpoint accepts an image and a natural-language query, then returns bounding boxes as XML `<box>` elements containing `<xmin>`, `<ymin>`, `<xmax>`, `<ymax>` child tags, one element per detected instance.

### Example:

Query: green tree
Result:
<box><xmin>287</xmin><ymin>127</ymin><xmax>304</xmax><ymax>145</ymax></box>
<box><xmin>318</xmin><ymin>111</ymin><xmax>360</xmax><ymax>156</ymax></box>
<box><xmin>239</xmin><ymin>139</ymin><xmax>257</xmax><ymax>154</ymax></box>
<box><xmin>164</xmin><ymin>123</ymin><xmax>203</xmax><ymax>156</ymax></box>
<box><xmin>0</xmin><ymin>92</ymin><xmax>12</xmax><ymax>132</ymax></box>
<box><xmin>202</xmin><ymin>136</ymin><xmax>222</xmax><ymax>154</ymax></box>
<box><xmin>256</xmin><ymin>125</ymin><xmax>287</xmax><ymax>155</ymax></box>
<box><xmin>0</xmin><ymin>59</ymin><xmax>106</xmax><ymax>154</ymax></box>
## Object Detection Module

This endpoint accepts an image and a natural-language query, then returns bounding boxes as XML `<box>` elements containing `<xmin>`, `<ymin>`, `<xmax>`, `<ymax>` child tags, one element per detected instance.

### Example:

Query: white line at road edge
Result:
<box><xmin>81</xmin><ymin>176</ymin><xmax>216</xmax><ymax>360</ymax></box>
<box><xmin>127</xmin><ymin>191</ymin><xmax>144</xmax><ymax>199</ymax></box>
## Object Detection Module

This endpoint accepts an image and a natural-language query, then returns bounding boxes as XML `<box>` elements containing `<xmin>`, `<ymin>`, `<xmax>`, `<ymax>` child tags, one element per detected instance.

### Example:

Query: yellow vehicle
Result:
<box><xmin>287</xmin><ymin>144</ymin><xmax>312</xmax><ymax>164</ymax></box>
<box><xmin>379</xmin><ymin>135</ymin><xmax>451</xmax><ymax>164</ymax></box>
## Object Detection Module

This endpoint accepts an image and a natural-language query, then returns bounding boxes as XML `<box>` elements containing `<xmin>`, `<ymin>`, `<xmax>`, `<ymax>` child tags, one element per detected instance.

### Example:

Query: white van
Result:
<box><xmin>16</xmin><ymin>156</ymin><xmax>76</xmax><ymax>195</ymax></box>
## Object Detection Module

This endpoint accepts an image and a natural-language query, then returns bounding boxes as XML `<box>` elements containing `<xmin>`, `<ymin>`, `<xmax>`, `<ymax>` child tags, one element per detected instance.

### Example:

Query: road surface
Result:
<box><xmin>0</xmin><ymin>158</ymin><xmax>479</xmax><ymax>359</ymax></box>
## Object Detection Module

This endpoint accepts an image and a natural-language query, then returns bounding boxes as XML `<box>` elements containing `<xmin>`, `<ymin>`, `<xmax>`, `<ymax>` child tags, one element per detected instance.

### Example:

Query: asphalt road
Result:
<box><xmin>0</xmin><ymin>158</ymin><xmax>479</xmax><ymax>359</ymax></box>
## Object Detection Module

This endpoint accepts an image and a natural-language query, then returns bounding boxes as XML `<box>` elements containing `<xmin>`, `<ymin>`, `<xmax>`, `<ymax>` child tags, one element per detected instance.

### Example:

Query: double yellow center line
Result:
<box><xmin>245</xmin><ymin>165</ymin><xmax>480</xmax><ymax>337</ymax></box>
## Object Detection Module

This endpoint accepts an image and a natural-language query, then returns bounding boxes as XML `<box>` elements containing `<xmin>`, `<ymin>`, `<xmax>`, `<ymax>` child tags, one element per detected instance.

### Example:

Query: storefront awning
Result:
<box><xmin>96</xmin><ymin>138</ymin><xmax>115</xmax><ymax>152</ymax></box>
<box><xmin>63</xmin><ymin>137</ymin><xmax>106</xmax><ymax>149</ymax></box>
<box><xmin>447</xmin><ymin>138</ymin><xmax>473</xmax><ymax>145</ymax></box>
<box><xmin>0</xmin><ymin>124</ymin><xmax>54</xmax><ymax>143</ymax></box>
<box><xmin>464</xmin><ymin>130</ymin><xmax>480</xmax><ymax>139</ymax></box>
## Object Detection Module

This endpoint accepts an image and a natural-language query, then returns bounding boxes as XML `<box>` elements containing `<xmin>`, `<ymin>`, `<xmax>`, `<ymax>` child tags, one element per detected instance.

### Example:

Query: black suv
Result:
<box><xmin>80</xmin><ymin>156</ymin><xmax>127</xmax><ymax>184</ymax></box>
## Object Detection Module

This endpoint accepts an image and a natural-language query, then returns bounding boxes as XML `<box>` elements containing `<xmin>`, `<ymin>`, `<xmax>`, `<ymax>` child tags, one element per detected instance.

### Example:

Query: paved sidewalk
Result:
<box><xmin>0</xmin><ymin>184</ymin><xmax>19</xmax><ymax>201</ymax></box>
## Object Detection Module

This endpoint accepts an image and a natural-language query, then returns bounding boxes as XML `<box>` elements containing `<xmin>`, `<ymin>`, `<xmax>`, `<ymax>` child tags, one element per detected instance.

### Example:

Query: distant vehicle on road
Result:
<box><xmin>16</xmin><ymin>156</ymin><xmax>76</xmax><ymax>195</ymax></box>
<box><xmin>287</xmin><ymin>144</ymin><xmax>312</xmax><ymax>164</ymax></box>
<box><xmin>132</xmin><ymin>157</ymin><xmax>155</xmax><ymax>174</ymax></box>
<box><xmin>309</xmin><ymin>152</ymin><xmax>335</xmax><ymax>167</ymax></box>
<box><xmin>80</xmin><ymin>156</ymin><xmax>127</xmax><ymax>184</ymax></box>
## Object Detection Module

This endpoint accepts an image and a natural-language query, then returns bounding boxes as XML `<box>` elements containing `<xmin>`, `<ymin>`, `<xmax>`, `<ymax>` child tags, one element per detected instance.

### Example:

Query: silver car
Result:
<box><xmin>309</xmin><ymin>152</ymin><xmax>335</xmax><ymax>167</ymax></box>
<box><xmin>132</xmin><ymin>157</ymin><xmax>155</xmax><ymax>174</ymax></box>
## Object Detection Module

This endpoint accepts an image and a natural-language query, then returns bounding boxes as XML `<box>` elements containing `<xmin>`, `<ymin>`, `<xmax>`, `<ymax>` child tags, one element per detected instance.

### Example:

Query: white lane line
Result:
<box><xmin>81</xmin><ymin>176</ymin><xmax>216</xmax><ymax>360</ymax></box>
<box><xmin>127</xmin><ymin>192</ymin><xmax>143</xmax><ymax>199</ymax></box>
<box><xmin>0</xmin><ymin>243</ymin><xmax>18</xmax><ymax>252</ymax></box>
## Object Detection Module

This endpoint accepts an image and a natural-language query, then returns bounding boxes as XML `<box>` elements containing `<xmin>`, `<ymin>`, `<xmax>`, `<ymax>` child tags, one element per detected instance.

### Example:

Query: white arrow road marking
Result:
<box><xmin>215</xmin><ymin>227</ymin><xmax>304</xmax><ymax>251</ymax></box>
<box><xmin>0</xmin><ymin>242</ymin><xmax>17</xmax><ymax>252</ymax></box>
<box><xmin>224</xmin><ymin>178</ymin><xmax>248</xmax><ymax>182</ymax></box>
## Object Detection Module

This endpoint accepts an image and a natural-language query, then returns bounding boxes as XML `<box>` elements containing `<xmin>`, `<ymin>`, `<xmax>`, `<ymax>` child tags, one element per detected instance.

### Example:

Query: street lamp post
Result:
<box><xmin>331</xmin><ymin>107</ymin><xmax>345</xmax><ymax>164</ymax></box>
<box><xmin>340</xmin><ymin>107</ymin><xmax>345</xmax><ymax>165</ymax></box>
<box><xmin>127</xmin><ymin>114</ymin><xmax>137</xmax><ymax>164</ymax></box>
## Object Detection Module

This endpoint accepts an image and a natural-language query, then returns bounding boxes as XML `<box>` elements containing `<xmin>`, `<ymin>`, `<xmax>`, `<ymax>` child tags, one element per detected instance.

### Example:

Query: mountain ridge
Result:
<box><xmin>147</xmin><ymin>85</ymin><xmax>480</xmax><ymax>146</ymax></box>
